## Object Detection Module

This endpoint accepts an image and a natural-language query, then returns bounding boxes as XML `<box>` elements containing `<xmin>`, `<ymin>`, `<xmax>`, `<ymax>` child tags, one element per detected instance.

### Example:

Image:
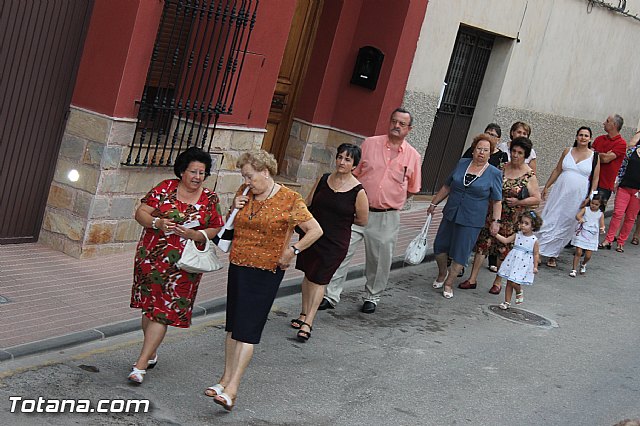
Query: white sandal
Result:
<box><xmin>442</xmin><ymin>287</ymin><xmax>453</xmax><ymax>299</ymax></box>
<box><xmin>432</xmin><ymin>272</ymin><xmax>448</xmax><ymax>289</ymax></box>
<box><xmin>499</xmin><ymin>301</ymin><xmax>510</xmax><ymax>310</ymax></box>
<box><xmin>569</xmin><ymin>270</ymin><xmax>577</xmax><ymax>278</ymax></box>
<box><xmin>147</xmin><ymin>354</ymin><xmax>158</xmax><ymax>369</ymax></box>
<box><xmin>204</xmin><ymin>383</ymin><xmax>225</xmax><ymax>397</ymax></box>
<box><xmin>128</xmin><ymin>367</ymin><xmax>146</xmax><ymax>384</ymax></box>
<box><xmin>214</xmin><ymin>392</ymin><xmax>235</xmax><ymax>411</ymax></box>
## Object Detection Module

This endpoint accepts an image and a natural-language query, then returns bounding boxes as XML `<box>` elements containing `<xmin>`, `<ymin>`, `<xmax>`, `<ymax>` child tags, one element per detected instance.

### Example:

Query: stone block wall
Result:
<box><xmin>41</xmin><ymin>107</ymin><xmax>263</xmax><ymax>258</ymax></box>
<box><xmin>281</xmin><ymin>118</ymin><xmax>364</xmax><ymax>198</ymax></box>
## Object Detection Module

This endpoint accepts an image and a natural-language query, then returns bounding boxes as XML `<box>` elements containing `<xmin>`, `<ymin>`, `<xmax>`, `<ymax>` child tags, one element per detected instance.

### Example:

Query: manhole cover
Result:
<box><xmin>488</xmin><ymin>305</ymin><xmax>554</xmax><ymax>328</ymax></box>
<box><xmin>0</xmin><ymin>295</ymin><xmax>9</xmax><ymax>304</ymax></box>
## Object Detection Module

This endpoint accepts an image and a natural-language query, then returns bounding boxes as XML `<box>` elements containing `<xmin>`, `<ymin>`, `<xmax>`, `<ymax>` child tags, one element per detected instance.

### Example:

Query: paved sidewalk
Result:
<box><xmin>0</xmin><ymin>202</ymin><xmax>441</xmax><ymax>361</ymax></box>
<box><xmin>0</xmin><ymin>194</ymin><xmax>616</xmax><ymax>361</ymax></box>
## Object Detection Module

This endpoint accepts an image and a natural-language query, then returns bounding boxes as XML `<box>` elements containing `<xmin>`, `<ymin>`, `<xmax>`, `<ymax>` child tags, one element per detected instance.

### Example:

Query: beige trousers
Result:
<box><xmin>324</xmin><ymin>210</ymin><xmax>400</xmax><ymax>306</ymax></box>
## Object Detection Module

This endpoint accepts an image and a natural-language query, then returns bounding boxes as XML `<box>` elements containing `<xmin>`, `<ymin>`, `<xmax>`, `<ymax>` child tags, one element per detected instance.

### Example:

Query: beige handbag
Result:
<box><xmin>176</xmin><ymin>230</ymin><xmax>223</xmax><ymax>273</ymax></box>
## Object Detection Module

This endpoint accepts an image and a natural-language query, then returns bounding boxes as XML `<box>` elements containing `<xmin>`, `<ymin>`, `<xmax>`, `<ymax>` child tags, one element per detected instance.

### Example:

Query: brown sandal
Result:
<box><xmin>488</xmin><ymin>284</ymin><xmax>501</xmax><ymax>294</ymax></box>
<box><xmin>631</xmin><ymin>237</ymin><xmax>639</xmax><ymax>245</ymax></box>
<box><xmin>616</xmin><ymin>246</ymin><xmax>624</xmax><ymax>253</ymax></box>
<box><xmin>546</xmin><ymin>258</ymin><xmax>557</xmax><ymax>268</ymax></box>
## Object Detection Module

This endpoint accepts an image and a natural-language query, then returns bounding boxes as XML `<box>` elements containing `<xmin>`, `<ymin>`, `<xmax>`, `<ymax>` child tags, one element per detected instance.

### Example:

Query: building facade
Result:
<box><xmin>1</xmin><ymin>0</ymin><xmax>639</xmax><ymax>257</ymax></box>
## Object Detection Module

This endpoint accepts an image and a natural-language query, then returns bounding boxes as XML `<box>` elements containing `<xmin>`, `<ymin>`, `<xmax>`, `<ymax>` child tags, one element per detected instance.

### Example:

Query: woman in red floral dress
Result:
<box><xmin>128</xmin><ymin>147</ymin><xmax>224</xmax><ymax>384</ymax></box>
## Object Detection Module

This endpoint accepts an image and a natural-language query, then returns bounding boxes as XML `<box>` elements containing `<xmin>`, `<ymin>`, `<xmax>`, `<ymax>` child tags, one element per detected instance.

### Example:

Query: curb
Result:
<box><xmin>0</xmin><ymin>252</ymin><xmax>435</xmax><ymax>362</ymax></box>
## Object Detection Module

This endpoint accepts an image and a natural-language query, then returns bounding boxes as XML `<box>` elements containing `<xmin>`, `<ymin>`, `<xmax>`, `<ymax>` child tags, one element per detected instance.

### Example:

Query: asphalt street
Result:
<box><xmin>1</xmin><ymin>241</ymin><xmax>639</xmax><ymax>425</ymax></box>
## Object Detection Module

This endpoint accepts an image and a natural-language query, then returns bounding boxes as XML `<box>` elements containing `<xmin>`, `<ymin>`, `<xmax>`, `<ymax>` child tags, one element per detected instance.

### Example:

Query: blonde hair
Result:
<box><xmin>236</xmin><ymin>150</ymin><xmax>278</xmax><ymax>176</ymax></box>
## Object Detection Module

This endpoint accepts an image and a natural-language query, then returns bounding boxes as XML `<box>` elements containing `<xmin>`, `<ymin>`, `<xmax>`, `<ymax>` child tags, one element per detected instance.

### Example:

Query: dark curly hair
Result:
<box><xmin>174</xmin><ymin>147</ymin><xmax>212</xmax><ymax>178</ymax></box>
<box><xmin>511</xmin><ymin>136</ymin><xmax>533</xmax><ymax>158</ymax></box>
<box><xmin>520</xmin><ymin>210</ymin><xmax>543</xmax><ymax>231</ymax></box>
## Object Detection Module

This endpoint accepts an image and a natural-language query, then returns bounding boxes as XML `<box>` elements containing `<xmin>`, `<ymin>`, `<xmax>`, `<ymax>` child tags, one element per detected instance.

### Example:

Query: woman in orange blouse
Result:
<box><xmin>205</xmin><ymin>150</ymin><xmax>322</xmax><ymax>411</ymax></box>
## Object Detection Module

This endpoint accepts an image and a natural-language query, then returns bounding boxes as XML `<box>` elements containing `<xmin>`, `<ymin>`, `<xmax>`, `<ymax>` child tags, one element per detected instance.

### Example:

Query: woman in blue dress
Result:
<box><xmin>426</xmin><ymin>134</ymin><xmax>503</xmax><ymax>299</ymax></box>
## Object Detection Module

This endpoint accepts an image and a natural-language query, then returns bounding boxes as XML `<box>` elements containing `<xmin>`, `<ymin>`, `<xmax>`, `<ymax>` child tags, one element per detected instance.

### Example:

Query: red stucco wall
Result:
<box><xmin>297</xmin><ymin>0</ymin><xmax>428</xmax><ymax>137</ymax></box>
<box><xmin>71</xmin><ymin>0</ymin><xmax>161</xmax><ymax>118</ymax></box>
<box><xmin>71</xmin><ymin>0</ymin><xmax>295</xmax><ymax>125</ymax></box>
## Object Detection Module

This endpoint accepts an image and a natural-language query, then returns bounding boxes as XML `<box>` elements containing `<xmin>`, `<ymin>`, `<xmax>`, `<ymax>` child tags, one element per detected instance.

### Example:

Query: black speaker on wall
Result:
<box><xmin>350</xmin><ymin>46</ymin><xmax>384</xmax><ymax>91</ymax></box>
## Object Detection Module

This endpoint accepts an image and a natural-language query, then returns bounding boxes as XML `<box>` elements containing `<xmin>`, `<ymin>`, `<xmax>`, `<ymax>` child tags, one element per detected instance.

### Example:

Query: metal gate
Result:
<box><xmin>421</xmin><ymin>26</ymin><xmax>494</xmax><ymax>194</ymax></box>
<box><xmin>0</xmin><ymin>0</ymin><xmax>94</xmax><ymax>244</ymax></box>
<box><xmin>124</xmin><ymin>0</ymin><xmax>259</xmax><ymax>167</ymax></box>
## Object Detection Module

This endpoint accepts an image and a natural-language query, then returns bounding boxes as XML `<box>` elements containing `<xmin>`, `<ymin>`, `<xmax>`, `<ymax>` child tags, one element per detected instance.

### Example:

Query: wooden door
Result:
<box><xmin>0</xmin><ymin>0</ymin><xmax>94</xmax><ymax>243</ymax></box>
<box><xmin>420</xmin><ymin>26</ymin><xmax>495</xmax><ymax>194</ymax></box>
<box><xmin>262</xmin><ymin>0</ymin><xmax>322</xmax><ymax>167</ymax></box>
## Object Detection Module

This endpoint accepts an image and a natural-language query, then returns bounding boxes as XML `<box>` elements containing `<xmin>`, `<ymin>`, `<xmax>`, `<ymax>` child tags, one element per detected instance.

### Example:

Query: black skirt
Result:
<box><xmin>225</xmin><ymin>263</ymin><xmax>285</xmax><ymax>344</ymax></box>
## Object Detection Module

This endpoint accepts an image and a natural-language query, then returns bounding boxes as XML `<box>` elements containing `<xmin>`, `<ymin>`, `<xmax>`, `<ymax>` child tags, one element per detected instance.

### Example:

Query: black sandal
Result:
<box><xmin>290</xmin><ymin>313</ymin><xmax>306</xmax><ymax>329</ymax></box>
<box><xmin>598</xmin><ymin>242</ymin><xmax>612</xmax><ymax>250</ymax></box>
<box><xmin>296</xmin><ymin>322</ymin><xmax>312</xmax><ymax>342</ymax></box>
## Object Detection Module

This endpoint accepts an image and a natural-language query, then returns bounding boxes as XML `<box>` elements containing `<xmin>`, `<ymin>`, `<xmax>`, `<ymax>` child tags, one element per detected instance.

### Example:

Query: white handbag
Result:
<box><xmin>404</xmin><ymin>213</ymin><xmax>432</xmax><ymax>265</ymax></box>
<box><xmin>176</xmin><ymin>230</ymin><xmax>223</xmax><ymax>273</ymax></box>
<box><xmin>212</xmin><ymin>186</ymin><xmax>250</xmax><ymax>253</ymax></box>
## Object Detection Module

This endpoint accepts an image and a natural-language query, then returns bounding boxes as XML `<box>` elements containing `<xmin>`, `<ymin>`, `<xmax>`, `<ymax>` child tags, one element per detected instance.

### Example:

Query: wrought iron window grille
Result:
<box><xmin>124</xmin><ymin>0</ymin><xmax>259</xmax><ymax>167</ymax></box>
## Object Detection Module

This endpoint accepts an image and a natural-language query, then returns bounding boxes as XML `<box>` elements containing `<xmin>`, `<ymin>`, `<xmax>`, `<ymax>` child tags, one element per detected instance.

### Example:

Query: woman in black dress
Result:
<box><xmin>292</xmin><ymin>144</ymin><xmax>369</xmax><ymax>341</ymax></box>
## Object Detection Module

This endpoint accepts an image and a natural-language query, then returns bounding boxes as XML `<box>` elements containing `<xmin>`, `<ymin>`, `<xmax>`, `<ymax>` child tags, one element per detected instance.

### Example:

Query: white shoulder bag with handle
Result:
<box><xmin>176</xmin><ymin>230</ymin><xmax>223</xmax><ymax>273</ymax></box>
<box><xmin>404</xmin><ymin>213</ymin><xmax>432</xmax><ymax>265</ymax></box>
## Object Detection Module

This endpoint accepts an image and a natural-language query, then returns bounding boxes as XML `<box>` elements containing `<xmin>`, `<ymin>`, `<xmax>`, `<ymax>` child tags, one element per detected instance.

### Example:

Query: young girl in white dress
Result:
<box><xmin>495</xmin><ymin>211</ymin><xmax>542</xmax><ymax>310</ymax></box>
<box><xmin>569</xmin><ymin>195</ymin><xmax>605</xmax><ymax>277</ymax></box>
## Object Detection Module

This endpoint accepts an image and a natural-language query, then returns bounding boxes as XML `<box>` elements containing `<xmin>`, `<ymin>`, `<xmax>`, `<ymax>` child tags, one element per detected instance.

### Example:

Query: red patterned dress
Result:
<box><xmin>130</xmin><ymin>179</ymin><xmax>224</xmax><ymax>327</ymax></box>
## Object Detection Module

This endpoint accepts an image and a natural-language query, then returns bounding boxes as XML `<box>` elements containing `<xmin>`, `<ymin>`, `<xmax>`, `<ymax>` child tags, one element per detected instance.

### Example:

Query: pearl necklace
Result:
<box><xmin>463</xmin><ymin>162</ymin><xmax>489</xmax><ymax>187</ymax></box>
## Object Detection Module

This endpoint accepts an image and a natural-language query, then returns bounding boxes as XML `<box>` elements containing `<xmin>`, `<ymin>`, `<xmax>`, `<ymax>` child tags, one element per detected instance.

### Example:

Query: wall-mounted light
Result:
<box><xmin>67</xmin><ymin>169</ymin><xmax>80</xmax><ymax>182</ymax></box>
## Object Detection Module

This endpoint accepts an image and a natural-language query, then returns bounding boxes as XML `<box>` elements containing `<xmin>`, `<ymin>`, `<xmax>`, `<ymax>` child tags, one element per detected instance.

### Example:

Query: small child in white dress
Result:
<box><xmin>495</xmin><ymin>211</ymin><xmax>542</xmax><ymax>310</ymax></box>
<box><xmin>569</xmin><ymin>195</ymin><xmax>605</xmax><ymax>277</ymax></box>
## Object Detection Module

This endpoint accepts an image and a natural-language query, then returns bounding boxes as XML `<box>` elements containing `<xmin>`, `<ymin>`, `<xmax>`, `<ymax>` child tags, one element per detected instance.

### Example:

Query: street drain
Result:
<box><xmin>488</xmin><ymin>305</ymin><xmax>555</xmax><ymax>328</ymax></box>
<box><xmin>0</xmin><ymin>295</ymin><xmax>10</xmax><ymax>304</ymax></box>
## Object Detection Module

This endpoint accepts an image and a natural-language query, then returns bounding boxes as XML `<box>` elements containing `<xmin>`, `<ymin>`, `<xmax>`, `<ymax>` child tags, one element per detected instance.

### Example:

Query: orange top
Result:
<box><xmin>354</xmin><ymin>135</ymin><xmax>422</xmax><ymax>210</ymax></box>
<box><xmin>230</xmin><ymin>185</ymin><xmax>313</xmax><ymax>272</ymax></box>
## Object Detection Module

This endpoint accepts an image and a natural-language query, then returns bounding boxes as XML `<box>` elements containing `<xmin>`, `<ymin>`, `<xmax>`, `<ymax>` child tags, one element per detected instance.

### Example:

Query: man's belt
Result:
<box><xmin>369</xmin><ymin>207</ymin><xmax>397</xmax><ymax>212</ymax></box>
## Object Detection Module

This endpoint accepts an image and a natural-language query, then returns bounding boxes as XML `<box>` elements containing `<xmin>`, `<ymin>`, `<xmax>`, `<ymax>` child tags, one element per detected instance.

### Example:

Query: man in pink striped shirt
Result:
<box><xmin>319</xmin><ymin>108</ymin><xmax>422</xmax><ymax>313</ymax></box>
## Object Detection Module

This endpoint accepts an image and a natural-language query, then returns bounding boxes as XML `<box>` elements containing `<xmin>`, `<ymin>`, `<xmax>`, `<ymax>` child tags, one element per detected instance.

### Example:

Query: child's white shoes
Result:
<box><xmin>569</xmin><ymin>270</ymin><xmax>577</xmax><ymax>278</ymax></box>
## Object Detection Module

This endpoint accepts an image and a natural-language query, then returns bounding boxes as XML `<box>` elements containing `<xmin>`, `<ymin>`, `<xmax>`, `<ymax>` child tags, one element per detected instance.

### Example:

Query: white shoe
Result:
<box><xmin>205</xmin><ymin>383</ymin><xmax>225</xmax><ymax>397</ymax></box>
<box><xmin>569</xmin><ymin>270</ymin><xmax>577</xmax><ymax>278</ymax></box>
<box><xmin>128</xmin><ymin>367</ymin><xmax>146</xmax><ymax>384</ymax></box>
<box><xmin>442</xmin><ymin>287</ymin><xmax>453</xmax><ymax>299</ymax></box>
<box><xmin>432</xmin><ymin>273</ymin><xmax>448</xmax><ymax>289</ymax></box>
<box><xmin>579</xmin><ymin>263</ymin><xmax>586</xmax><ymax>274</ymax></box>
<box><xmin>499</xmin><ymin>302</ymin><xmax>510</xmax><ymax>310</ymax></box>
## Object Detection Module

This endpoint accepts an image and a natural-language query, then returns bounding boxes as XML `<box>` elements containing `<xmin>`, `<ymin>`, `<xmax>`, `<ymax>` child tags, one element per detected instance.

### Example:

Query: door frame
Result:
<box><xmin>263</xmin><ymin>0</ymin><xmax>323</xmax><ymax>168</ymax></box>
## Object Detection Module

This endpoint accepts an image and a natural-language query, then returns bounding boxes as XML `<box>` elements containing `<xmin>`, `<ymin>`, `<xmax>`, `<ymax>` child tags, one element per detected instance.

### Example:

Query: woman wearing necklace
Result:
<box><xmin>291</xmin><ymin>143</ymin><xmax>369</xmax><ymax>342</ymax></box>
<box><xmin>427</xmin><ymin>134</ymin><xmax>503</xmax><ymax>299</ymax></box>
<box><xmin>206</xmin><ymin>150</ymin><xmax>322</xmax><ymax>411</ymax></box>
<box><xmin>459</xmin><ymin>137</ymin><xmax>541</xmax><ymax>294</ymax></box>
<box><xmin>129</xmin><ymin>147</ymin><xmax>225</xmax><ymax>384</ymax></box>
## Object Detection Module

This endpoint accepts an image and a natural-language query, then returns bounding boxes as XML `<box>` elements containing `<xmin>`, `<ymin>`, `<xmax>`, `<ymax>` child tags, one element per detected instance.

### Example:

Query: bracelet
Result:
<box><xmin>151</xmin><ymin>217</ymin><xmax>159</xmax><ymax>230</ymax></box>
<box><xmin>493</xmin><ymin>219</ymin><xmax>502</xmax><ymax>223</ymax></box>
<box><xmin>430</xmin><ymin>202</ymin><xmax>438</xmax><ymax>207</ymax></box>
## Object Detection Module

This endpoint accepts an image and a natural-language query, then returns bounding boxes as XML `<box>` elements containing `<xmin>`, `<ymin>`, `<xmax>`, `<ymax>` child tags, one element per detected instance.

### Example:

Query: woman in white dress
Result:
<box><xmin>537</xmin><ymin>127</ymin><xmax>600</xmax><ymax>266</ymax></box>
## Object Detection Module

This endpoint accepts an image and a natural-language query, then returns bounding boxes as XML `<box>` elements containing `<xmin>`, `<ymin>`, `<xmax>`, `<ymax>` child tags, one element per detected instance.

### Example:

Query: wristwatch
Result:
<box><xmin>291</xmin><ymin>245</ymin><xmax>301</xmax><ymax>255</ymax></box>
